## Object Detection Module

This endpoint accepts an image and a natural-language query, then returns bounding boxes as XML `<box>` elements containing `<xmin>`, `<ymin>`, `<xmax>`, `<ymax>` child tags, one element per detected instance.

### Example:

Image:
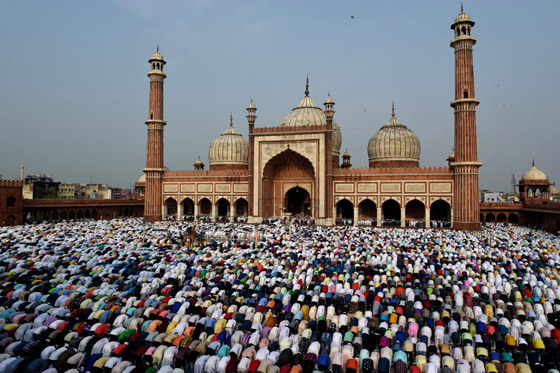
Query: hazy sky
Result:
<box><xmin>1</xmin><ymin>1</ymin><xmax>558</xmax><ymax>191</ymax></box>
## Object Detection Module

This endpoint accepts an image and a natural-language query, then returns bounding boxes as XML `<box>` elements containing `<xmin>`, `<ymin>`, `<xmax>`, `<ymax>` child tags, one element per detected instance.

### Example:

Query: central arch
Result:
<box><xmin>262</xmin><ymin>149</ymin><xmax>315</xmax><ymax>217</ymax></box>
<box><xmin>285</xmin><ymin>187</ymin><xmax>311</xmax><ymax>216</ymax></box>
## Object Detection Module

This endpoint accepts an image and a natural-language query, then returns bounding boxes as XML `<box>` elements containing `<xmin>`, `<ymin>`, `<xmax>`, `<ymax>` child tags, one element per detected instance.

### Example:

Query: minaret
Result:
<box><xmin>341</xmin><ymin>150</ymin><xmax>352</xmax><ymax>169</ymax></box>
<box><xmin>193</xmin><ymin>156</ymin><xmax>205</xmax><ymax>171</ymax></box>
<box><xmin>324</xmin><ymin>92</ymin><xmax>336</xmax><ymax>167</ymax></box>
<box><xmin>320</xmin><ymin>83</ymin><xmax>334</xmax><ymax>224</ymax></box>
<box><xmin>246</xmin><ymin>99</ymin><xmax>257</xmax><ymax>219</ymax></box>
<box><xmin>20</xmin><ymin>161</ymin><xmax>24</xmax><ymax>181</ymax></box>
<box><xmin>143</xmin><ymin>47</ymin><xmax>167</xmax><ymax>221</ymax></box>
<box><xmin>450</xmin><ymin>7</ymin><xmax>482</xmax><ymax>230</ymax></box>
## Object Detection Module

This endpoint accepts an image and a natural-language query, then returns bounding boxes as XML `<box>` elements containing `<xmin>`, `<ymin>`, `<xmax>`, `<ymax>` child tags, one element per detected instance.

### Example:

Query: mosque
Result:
<box><xmin>141</xmin><ymin>9</ymin><xmax>482</xmax><ymax>230</ymax></box>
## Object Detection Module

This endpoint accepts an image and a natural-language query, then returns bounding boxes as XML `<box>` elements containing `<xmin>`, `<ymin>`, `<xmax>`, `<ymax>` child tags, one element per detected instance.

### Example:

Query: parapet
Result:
<box><xmin>164</xmin><ymin>170</ymin><xmax>249</xmax><ymax>177</ymax></box>
<box><xmin>252</xmin><ymin>124</ymin><xmax>328</xmax><ymax>135</ymax></box>
<box><xmin>0</xmin><ymin>179</ymin><xmax>24</xmax><ymax>187</ymax></box>
<box><xmin>334</xmin><ymin>166</ymin><xmax>452</xmax><ymax>176</ymax></box>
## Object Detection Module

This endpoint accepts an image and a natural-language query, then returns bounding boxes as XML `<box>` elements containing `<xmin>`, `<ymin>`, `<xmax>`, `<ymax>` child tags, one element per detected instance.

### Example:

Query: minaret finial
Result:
<box><xmin>532</xmin><ymin>158</ymin><xmax>535</xmax><ymax>167</ymax></box>
<box><xmin>461</xmin><ymin>2</ymin><xmax>464</xmax><ymax>12</ymax></box>
<box><xmin>391</xmin><ymin>101</ymin><xmax>395</xmax><ymax>117</ymax></box>
<box><xmin>156</xmin><ymin>44</ymin><xmax>159</xmax><ymax>52</ymax></box>
<box><xmin>305</xmin><ymin>75</ymin><xmax>310</xmax><ymax>96</ymax></box>
<box><xmin>230</xmin><ymin>113</ymin><xmax>233</xmax><ymax>126</ymax></box>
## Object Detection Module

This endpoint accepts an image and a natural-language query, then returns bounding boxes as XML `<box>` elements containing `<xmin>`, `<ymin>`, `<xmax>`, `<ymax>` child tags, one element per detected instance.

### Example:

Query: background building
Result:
<box><xmin>23</xmin><ymin>174</ymin><xmax>60</xmax><ymax>199</ymax></box>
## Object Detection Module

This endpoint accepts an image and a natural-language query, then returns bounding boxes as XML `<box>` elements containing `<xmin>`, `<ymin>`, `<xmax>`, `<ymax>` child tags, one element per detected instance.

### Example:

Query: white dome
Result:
<box><xmin>367</xmin><ymin>108</ymin><xmax>420</xmax><ymax>166</ymax></box>
<box><xmin>521</xmin><ymin>163</ymin><xmax>548</xmax><ymax>182</ymax></box>
<box><xmin>278</xmin><ymin>85</ymin><xmax>342</xmax><ymax>155</ymax></box>
<box><xmin>454</xmin><ymin>12</ymin><xmax>472</xmax><ymax>24</ymax></box>
<box><xmin>208</xmin><ymin>116</ymin><xmax>249</xmax><ymax>167</ymax></box>
<box><xmin>149</xmin><ymin>48</ymin><xmax>164</xmax><ymax>61</ymax></box>
<box><xmin>279</xmin><ymin>95</ymin><xmax>326</xmax><ymax>127</ymax></box>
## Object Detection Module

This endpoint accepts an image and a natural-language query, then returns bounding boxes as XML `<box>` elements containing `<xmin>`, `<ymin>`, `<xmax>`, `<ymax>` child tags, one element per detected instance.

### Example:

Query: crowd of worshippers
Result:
<box><xmin>0</xmin><ymin>219</ymin><xmax>559</xmax><ymax>373</ymax></box>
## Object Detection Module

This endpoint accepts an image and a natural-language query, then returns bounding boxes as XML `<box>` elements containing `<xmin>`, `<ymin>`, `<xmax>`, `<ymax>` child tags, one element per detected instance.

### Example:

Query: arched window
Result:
<box><xmin>463</xmin><ymin>89</ymin><xmax>469</xmax><ymax>98</ymax></box>
<box><xmin>461</xmin><ymin>26</ymin><xmax>466</xmax><ymax>35</ymax></box>
<box><xmin>6</xmin><ymin>196</ymin><xmax>16</xmax><ymax>208</ymax></box>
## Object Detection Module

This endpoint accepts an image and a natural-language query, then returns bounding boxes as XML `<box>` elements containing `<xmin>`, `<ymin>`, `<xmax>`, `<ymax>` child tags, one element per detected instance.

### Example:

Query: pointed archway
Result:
<box><xmin>182</xmin><ymin>198</ymin><xmax>195</xmax><ymax>216</ymax></box>
<box><xmin>359</xmin><ymin>199</ymin><xmax>376</xmax><ymax>219</ymax></box>
<box><xmin>235</xmin><ymin>198</ymin><xmax>248</xmax><ymax>217</ymax></box>
<box><xmin>430</xmin><ymin>199</ymin><xmax>451</xmax><ymax>227</ymax></box>
<box><xmin>164</xmin><ymin>198</ymin><xmax>177</xmax><ymax>219</ymax></box>
<box><xmin>382</xmin><ymin>199</ymin><xmax>401</xmax><ymax>226</ymax></box>
<box><xmin>199</xmin><ymin>198</ymin><xmax>212</xmax><ymax>216</ymax></box>
<box><xmin>336</xmin><ymin>199</ymin><xmax>354</xmax><ymax>225</ymax></box>
<box><xmin>217</xmin><ymin>198</ymin><xmax>230</xmax><ymax>218</ymax></box>
<box><xmin>262</xmin><ymin>149</ymin><xmax>315</xmax><ymax>217</ymax></box>
<box><xmin>405</xmin><ymin>199</ymin><xmax>425</xmax><ymax>227</ymax></box>
<box><xmin>285</xmin><ymin>187</ymin><xmax>311</xmax><ymax>216</ymax></box>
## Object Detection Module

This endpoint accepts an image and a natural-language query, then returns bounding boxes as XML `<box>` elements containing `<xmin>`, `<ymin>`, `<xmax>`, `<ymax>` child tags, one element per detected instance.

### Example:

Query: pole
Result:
<box><xmin>142</xmin><ymin>219</ymin><xmax>146</xmax><ymax>243</ymax></box>
<box><xmin>253</xmin><ymin>223</ymin><xmax>258</xmax><ymax>249</ymax></box>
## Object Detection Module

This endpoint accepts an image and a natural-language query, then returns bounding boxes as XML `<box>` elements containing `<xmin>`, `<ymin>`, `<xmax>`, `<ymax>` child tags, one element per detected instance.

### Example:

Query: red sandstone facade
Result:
<box><xmin>0</xmin><ymin>180</ymin><xmax>23</xmax><ymax>226</ymax></box>
<box><xmin>143</xmin><ymin>50</ymin><xmax>167</xmax><ymax>222</ymax></box>
<box><xmin>141</xmin><ymin>10</ymin><xmax>484</xmax><ymax>229</ymax></box>
<box><xmin>450</xmin><ymin>11</ymin><xmax>482</xmax><ymax>230</ymax></box>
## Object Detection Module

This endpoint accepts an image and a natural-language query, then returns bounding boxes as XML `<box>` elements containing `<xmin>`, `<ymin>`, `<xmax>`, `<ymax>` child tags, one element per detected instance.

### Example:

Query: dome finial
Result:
<box><xmin>305</xmin><ymin>74</ymin><xmax>310</xmax><ymax>96</ymax></box>
<box><xmin>461</xmin><ymin>2</ymin><xmax>463</xmax><ymax>13</ymax></box>
<box><xmin>391</xmin><ymin>101</ymin><xmax>395</xmax><ymax>118</ymax></box>
<box><xmin>156</xmin><ymin>44</ymin><xmax>159</xmax><ymax>52</ymax></box>
<box><xmin>532</xmin><ymin>158</ymin><xmax>535</xmax><ymax>167</ymax></box>
<box><xmin>230</xmin><ymin>113</ymin><xmax>233</xmax><ymax>127</ymax></box>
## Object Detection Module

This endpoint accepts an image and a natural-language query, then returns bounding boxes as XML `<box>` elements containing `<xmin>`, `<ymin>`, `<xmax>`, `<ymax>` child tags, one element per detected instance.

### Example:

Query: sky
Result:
<box><xmin>0</xmin><ymin>0</ymin><xmax>558</xmax><ymax>191</ymax></box>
